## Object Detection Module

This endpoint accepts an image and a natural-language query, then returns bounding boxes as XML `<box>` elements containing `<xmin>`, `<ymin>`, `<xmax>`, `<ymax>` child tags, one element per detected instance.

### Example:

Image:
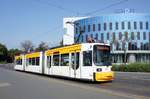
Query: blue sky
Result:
<box><xmin>0</xmin><ymin>0</ymin><xmax>150</xmax><ymax>49</ymax></box>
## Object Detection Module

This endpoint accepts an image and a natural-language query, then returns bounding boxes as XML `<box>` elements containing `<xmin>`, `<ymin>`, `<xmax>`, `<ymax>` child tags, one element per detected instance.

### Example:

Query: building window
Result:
<box><xmin>104</xmin><ymin>23</ymin><xmax>107</xmax><ymax>31</ymax></box>
<box><xmin>83</xmin><ymin>25</ymin><xmax>86</xmax><ymax>32</ymax></box>
<box><xmin>101</xmin><ymin>33</ymin><xmax>104</xmax><ymax>42</ymax></box>
<box><xmin>119</xmin><ymin>32</ymin><xmax>122</xmax><ymax>40</ymax></box>
<box><xmin>143</xmin><ymin>32</ymin><xmax>146</xmax><ymax>40</ymax></box>
<box><xmin>141</xmin><ymin>42</ymin><xmax>143</xmax><ymax>50</ymax></box>
<box><xmin>131</xmin><ymin>32</ymin><xmax>134</xmax><ymax>40</ymax></box>
<box><xmin>143</xmin><ymin>43</ymin><xmax>148</xmax><ymax>50</ymax></box>
<box><xmin>91</xmin><ymin>34</ymin><xmax>93</xmax><ymax>39</ymax></box>
<box><xmin>122</xmin><ymin>22</ymin><xmax>125</xmax><ymax>29</ymax></box>
<box><xmin>140</xmin><ymin>22</ymin><xmax>143</xmax><ymax>29</ymax></box>
<box><xmin>125</xmin><ymin>32</ymin><xmax>128</xmax><ymax>40</ymax></box>
<box><xmin>128</xmin><ymin>42</ymin><xmax>132</xmax><ymax>50</ymax></box>
<box><xmin>146</xmin><ymin>22</ymin><xmax>149</xmax><ymax>30</ymax></box>
<box><xmin>116</xmin><ymin>22</ymin><xmax>118</xmax><ymax>30</ymax></box>
<box><xmin>75</xmin><ymin>28</ymin><xmax>78</xmax><ymax>34</ymax></box>
<box><xmin>137</xmin><ymin>32</ymin><xmax>140</xmax><ymax>40</ymax></box>
<box><xmin>135</xmin><ymin>42</ymin><xmax>137</xmax><ymax>50</ymax></box>
<box><xmin>112</xmin><ymin>32</ymin><xmax>115</xmax><ymax>41</ymax></box>
<box><xmin>109</xmin><ymin>22</ymin><xmax>112</xmax><ymax>30</ymax></box>
<box><xmin>149</xmin><ymin>32</ymin><xmax>150</xmax><ymax>41</ymax></box>
<box><xmin>134</xmin><ymin>22</ymin><xmax>137</xmax><ymax>29</ymax></box>
<box><xmin>79</xmin><ymin>26</ymin><xmax>82</xmax><ymax>33</ymax></box>
<box><xmin>88</xmin><ymin>25</ymin><xmax>90</xmax><ymax>32</ymax></box>
<box><xmin>122</xmin><ymin>42</ymin><xmax>125</xmax><ymax>50</ymax></box>
<box><xmin>95</xmin><ymin>33</ymin><xmax>98</xmax><ymax>40</ymax></box>
<box><xmin>86</xmin><ymin>35</ymin><xmax>88</xmax><ymax>42</ymax></box>
<box><xmin>116</xmin><ymin>42</ymin><xmax>119</xmax><ymax>50</ymax></box>
<box><xmin>107</xmin><ymin>32</ymin><xmax>109</xmax><ymax>40</ymax></box>
<box><xmin>93</xmin><ymin>24</ymin><xmax>95</xmax><ymax>31</ymax></box>
<box><xmin>128</xmin><ymin>22</ymin><xmax>131</xmax><ymax>29</ymax></box>
<box><xmin>81</xmin><ymin>35</ymin><xmax>84</xmax><ymax>42</ymax></box>
<box><xmin>98</xmin><ymin>24</ymin><xmax>101</xmax><ymax>31</ymax></box>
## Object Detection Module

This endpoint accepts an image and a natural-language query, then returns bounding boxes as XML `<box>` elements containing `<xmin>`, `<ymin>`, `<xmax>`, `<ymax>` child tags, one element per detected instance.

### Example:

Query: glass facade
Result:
<box><xmin>74</xmin><ymin>14</ymin><xmax>150</xmax><ymax>63</ymax></box>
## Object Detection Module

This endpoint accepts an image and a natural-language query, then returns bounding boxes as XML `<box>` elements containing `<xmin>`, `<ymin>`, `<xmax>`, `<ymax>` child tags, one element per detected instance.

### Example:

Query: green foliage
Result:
<box><xmin>0</xmin><ymin>42</ymin><xmax>22</xmax><ymax>63</ymax></box>
<box><xmin>112</xmin><ymin>63</ymin><xmax>150</xmax><ymax>72</ymax></box>
<box><xmin>7</xmin><ymin>48</ymin><xmax>22</xmax><ymax>63</ymax></box>
<box><xmin>0</xmin><ymin>43</ymin><xmax>8</xmax><ymax>62</ymax></box>
<box><xmin>0</xmin><ymin>61</ymin><xmax>7</xmax><ymax>64</ymax></box>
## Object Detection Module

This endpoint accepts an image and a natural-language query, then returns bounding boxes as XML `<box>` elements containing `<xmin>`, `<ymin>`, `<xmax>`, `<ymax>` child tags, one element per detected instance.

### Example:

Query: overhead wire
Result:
<box><xmin>34</xmin><ymin>0</ymin><xmax>82</xmax><ymax>15</ymax></box>
<box><xmin>83</xmin><ymin>0</ymin><xmax>129</xmax><ymax>16</ymax></box>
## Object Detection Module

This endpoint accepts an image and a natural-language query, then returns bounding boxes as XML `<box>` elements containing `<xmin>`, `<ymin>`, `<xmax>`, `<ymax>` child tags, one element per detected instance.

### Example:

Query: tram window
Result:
<box><xmin>61</xmin><ymin>54</ymin><xmax>69</xmax><ymax>66</ymax></box>
<box><xmin>76</xmin><ymin>52</ymin><xmax>79</xmax><ymax>69</ymax></box>
<box><xmin>36</xmin><ymin>57</ymin><xmax>40</xmax><ymax>65</ymax></box>
<box><xmin>83</xmin><ymin>51</ymin><xmax>92</xmax><ymax>66</ymax></box>
<box><xmin>16</xmin><ymin>59</ymin><xmax>22</xmax><ymax>65</ymax></box>
<box><xmin>47</xmin><ymin>56</ymin><xmax>51</xmax><ymax>68</ymax></box>
<box><xmin>16</xmin><ymin>60</ymin><xmax>18</xmax><ymax>65</ymax></box>
<box><xmin>53</xmin><ymin>55</ymin><xmax>59</xmax><ymax>66</ymax></box>
<box><xmin>26</xmin><ymin>59</ymin><xmax>29</xmax><ymax>66</ymax></box>
<box><xmin>71</xmin><ymin>53</ymin><xmax>75</xmax><ymax>67</ymax></box>
<box><xmin>29</xmin><ymin>58</ymin><xmax>32</xmax><ymax>65</ymax></box>
<box><xmin>19</xmin><ymin>59</ymin><xmax>22</xmax><ymax>65</ymax></box>
<box><xmin>32</xmin><ymin>58</ymin><xmax>35</xmax><ymax>65</ymax></box>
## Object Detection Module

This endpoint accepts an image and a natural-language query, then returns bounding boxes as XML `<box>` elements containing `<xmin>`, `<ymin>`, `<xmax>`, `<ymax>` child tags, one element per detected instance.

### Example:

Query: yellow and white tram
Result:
<box><xmin>14</xmin><ymin>43</ymin><xmax>114</xmax><ymax>82</ymax></box>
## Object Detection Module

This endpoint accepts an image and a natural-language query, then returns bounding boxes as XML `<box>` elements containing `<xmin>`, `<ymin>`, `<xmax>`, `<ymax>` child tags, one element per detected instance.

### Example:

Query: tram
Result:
<box><xmin>14</xmin><ymin>43</ymin><xmax>114</xmax><ymax>82</ymax></box>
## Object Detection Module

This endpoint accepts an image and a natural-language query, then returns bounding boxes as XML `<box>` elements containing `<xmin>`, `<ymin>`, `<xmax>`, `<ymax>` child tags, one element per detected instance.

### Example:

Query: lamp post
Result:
<box><xmin>66</xmin><ymin>21</ymin><xmax>84</xmax><ymax>44</ymax></box>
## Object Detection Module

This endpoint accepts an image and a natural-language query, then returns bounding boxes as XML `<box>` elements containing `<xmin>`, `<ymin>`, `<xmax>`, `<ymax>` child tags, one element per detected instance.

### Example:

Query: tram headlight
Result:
<box><xmin>97</xmin><ymin>68</ymin><xmax>102</xmax><ymax>72</ymax></box>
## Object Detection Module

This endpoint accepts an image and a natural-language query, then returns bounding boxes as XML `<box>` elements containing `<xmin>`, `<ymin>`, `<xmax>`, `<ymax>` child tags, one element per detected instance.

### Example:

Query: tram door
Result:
<box><xmin>70</xmin><ymin>52</ymin><xmax>80</xmax><ymax>78</ymax></box>
<box><xmin>47</xmin><ymin>56</ymin><xmax>52</xmax><ymax>75</ymax></box>
<box><xmin>23</xmin><ymin>56</ymin><xmax>25</xmax><ymax>71</ymax></box>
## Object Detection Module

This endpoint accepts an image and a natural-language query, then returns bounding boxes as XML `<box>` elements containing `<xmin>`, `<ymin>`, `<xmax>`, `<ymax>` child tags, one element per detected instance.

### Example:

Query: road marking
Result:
<box><xmin>47</xmin><ymin>78</ymin><xmax>149</xmax><ymax>99</ymax></box>
<box><xmin>0</xmin><ymin>83</ymin><xmax>11</xmax><ymax>87</ymax></box>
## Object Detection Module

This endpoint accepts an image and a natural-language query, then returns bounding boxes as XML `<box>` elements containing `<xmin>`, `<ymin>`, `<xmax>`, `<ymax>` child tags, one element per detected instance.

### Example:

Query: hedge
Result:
<box><xmin>112</xmin><ymin>63</ymin><xmax>150</xmax><ymax>72</ymax></box>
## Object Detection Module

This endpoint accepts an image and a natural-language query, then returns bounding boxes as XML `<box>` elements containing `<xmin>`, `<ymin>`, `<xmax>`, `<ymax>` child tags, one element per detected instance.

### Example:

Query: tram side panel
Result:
<box><xmin>25</xmin><ymin>52</ymin><xmax>43</xmax><ymax>74</ymax></box>
<box><xmin>14</xmin><ymin>54</ymin><xmax>25</xmax><ymax>71</ymax></box>
<box><xmin>80</xmin><ymin>44</ymin><xmax>94</xmax><ymax>81</ymax></box>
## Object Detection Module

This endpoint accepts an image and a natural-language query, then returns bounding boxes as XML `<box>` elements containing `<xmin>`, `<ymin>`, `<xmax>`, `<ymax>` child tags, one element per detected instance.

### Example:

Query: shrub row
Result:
<box><xmin>112</xmin><ymin>63</ymin><xmax>150</xmax><ymax>72</ymax></box>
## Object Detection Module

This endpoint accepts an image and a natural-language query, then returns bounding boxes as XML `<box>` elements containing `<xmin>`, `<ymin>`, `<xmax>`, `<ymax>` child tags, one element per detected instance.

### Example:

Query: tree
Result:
<box><xmin>21</xmin><ymin>40</ymin><xmax>34</xmax><ymax>53</ymax></box>
<box><xmin>0</xmin><ymin>43</ymin><xmax>8</xmax><ymax>62</ymax></box>
<box><xmin>35</xmin><ymin>41</ymin><xmax>49</xmax><ymax>51</ymax></box>
<box><xmin>7</xmin><ymin>48</ymin><xmax>22</xmax><ymax>63</ymax></box>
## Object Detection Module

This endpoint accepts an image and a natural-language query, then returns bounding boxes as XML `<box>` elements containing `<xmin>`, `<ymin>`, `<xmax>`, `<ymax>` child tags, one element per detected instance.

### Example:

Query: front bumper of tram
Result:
<box><xmin>94</xmin><ymin>71</ymin><xmax>114</xmax><ymax>82</ymax></box>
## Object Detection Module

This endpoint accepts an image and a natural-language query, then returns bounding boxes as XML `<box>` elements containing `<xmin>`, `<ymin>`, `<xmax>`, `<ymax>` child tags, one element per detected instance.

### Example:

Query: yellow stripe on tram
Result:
<box><xmin>26</xmin><ymin>52</ymin><xmax>40</xmax><ymax>58</ymax></box>
<box><xmin>46</xmin><ymin>44</ymin><xmax>81</xmax><ymax>56</ymax></box>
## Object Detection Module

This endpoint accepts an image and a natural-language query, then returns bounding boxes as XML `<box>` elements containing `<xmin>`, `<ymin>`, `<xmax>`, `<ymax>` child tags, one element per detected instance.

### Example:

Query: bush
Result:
<box><xmin>112</xmin><ymin>63</ymin><xmax>150</xmax><ymax>72</ymax></box>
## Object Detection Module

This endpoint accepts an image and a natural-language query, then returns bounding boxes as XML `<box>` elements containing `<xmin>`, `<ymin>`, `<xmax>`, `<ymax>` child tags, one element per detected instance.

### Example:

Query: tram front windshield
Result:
<box><xmin>93</xmin><ymin>45</ymin><xmax>111</xmax><ymax>66</ymax></box>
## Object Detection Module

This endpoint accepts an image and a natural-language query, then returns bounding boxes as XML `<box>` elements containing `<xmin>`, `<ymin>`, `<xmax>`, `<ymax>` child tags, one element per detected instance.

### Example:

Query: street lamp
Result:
<box><xmin>66</xmin><ymin>21</ymin><xmax>84</xmax><ymax>43</ymax></box>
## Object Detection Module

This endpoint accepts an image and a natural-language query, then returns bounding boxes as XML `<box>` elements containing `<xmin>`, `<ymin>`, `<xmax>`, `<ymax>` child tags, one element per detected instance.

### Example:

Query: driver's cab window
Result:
<box><xmin>83</xmin><ymin>51</ymin><xmax>92</xmax><ymax>66</ymax></box>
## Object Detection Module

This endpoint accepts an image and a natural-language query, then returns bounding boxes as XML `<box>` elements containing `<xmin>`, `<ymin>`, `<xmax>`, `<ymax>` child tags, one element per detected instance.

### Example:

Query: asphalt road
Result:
<box><xmin>0</xmin><ymin>64</ymin><xmax>150</xmax><ymax>99</ymax></box>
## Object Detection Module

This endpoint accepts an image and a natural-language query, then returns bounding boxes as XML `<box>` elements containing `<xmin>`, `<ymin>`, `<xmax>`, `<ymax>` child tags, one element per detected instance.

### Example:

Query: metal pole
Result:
<box><xmin>124</xmin><ymin>45</ymin><xmax>126</xmax><ymax>66</ymax></box>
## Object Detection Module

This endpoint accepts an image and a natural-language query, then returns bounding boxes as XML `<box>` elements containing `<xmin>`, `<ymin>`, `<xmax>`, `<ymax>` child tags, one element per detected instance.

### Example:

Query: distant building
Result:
<box><xmin>63</xmin><ymin>13</ymin><xmax>150</xmax><ymax>64</ymax></box>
